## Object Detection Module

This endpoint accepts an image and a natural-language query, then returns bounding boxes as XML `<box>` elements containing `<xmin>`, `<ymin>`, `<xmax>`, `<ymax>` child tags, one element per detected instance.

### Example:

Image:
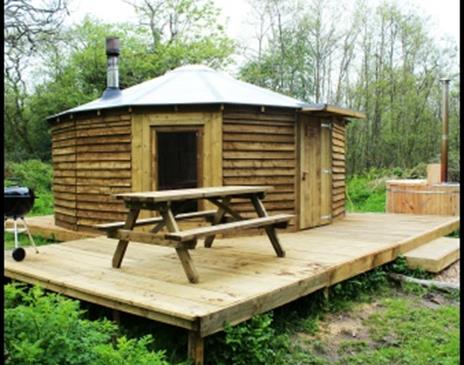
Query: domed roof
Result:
<box><xmin>51</xmin><ymin>64</ymin><xmax>309</xmax><ymax>118</ymax></box>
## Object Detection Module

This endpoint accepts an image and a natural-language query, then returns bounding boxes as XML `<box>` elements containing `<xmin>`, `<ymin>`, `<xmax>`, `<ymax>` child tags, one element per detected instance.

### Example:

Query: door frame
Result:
<box><xmin>131</xmin><ymin>111</ymin><xmax>222</xmax><ymax>217</ymax></box>
<box><xmin>151</xmin><ymin>126</ymin><xmax>204</xmax><ymax>191</ymax></box>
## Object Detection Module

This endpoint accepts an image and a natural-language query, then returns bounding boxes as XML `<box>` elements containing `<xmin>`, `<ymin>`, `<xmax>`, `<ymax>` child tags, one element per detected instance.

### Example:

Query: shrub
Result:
<box><xmin>93</xmin><ymin>336</ymin><xmax>170</xmax><ymax>365</ymax></box>
<box><xmin>5</xmin><ymin>159</ymin><xmax>53</xmax><ymax>193</ymax></box>
<box><xmin>207</xmin><ymin>313</ymin><xmax>289</xmax><ymax>365</ymax></box>
<box><xmin>4</xmin><ymin>160</ymin><xmax>54</xmax><ymax>215</ymax></box>
<box><xmin>4</xmin><ymin>283</ymin><xmax>171</xmax><ymax>365</ymax></box>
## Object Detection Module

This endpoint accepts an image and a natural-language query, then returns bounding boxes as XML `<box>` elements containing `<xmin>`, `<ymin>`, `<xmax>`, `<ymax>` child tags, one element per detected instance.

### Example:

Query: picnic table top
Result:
<box><xmin>115</xmin><ymin>186</ymin><xmax>273</xmax><ymax>203</ymax></box>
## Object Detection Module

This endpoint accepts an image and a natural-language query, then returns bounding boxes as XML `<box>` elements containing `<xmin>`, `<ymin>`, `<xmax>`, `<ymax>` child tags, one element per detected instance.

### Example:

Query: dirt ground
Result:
<box><xmin>433</xmin><ymin>260</ymin><xmax>460</xmax><ymax>284</ymax></box>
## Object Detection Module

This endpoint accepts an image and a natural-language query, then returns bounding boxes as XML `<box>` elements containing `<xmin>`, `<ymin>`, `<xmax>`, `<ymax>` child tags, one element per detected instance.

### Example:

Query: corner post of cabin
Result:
<box><xmin>188</xmin><ymin>330</ymin><xmax>204</xmax><ymax>365</ymax></box>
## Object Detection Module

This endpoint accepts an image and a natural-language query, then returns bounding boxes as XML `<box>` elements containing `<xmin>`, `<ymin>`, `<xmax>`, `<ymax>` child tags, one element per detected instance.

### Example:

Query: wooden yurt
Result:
<box><xmin>48</xmin><ymin>42</ymin><xmax>365</xmax><ymax>233</ymax></box>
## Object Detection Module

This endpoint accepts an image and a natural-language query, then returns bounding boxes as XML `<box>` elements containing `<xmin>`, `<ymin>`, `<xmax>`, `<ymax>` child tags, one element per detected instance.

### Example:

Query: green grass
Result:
<box><xmin>340</xmin><ymin>298</ymin><xmax>459</xmax><ymax>364</ymax></box>
<box><xmin>346</xmin><ymin>174</ymin><xmax>387</xmax><ymax>212</ymax></box>
<box><xmin>4</xmin><ymin>232</ymin><xmax>57</xmax><ymax>250</ymax></box>
<box><xmin>283</xmin><ymin>285</ymin><xmax>460</xmax><ymax>365</ymax></box>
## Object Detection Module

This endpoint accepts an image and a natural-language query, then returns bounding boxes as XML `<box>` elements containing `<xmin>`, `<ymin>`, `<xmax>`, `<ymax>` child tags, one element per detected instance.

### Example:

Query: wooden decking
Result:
<box><xmin>6</xmin><ymin>215</ymin><xmax>98</xmax><ymax>242</ymax></box>
<box><xmin>4</xmin><ymin>213</ymin><xmax>459</xmax><ymax>338</ymax></box>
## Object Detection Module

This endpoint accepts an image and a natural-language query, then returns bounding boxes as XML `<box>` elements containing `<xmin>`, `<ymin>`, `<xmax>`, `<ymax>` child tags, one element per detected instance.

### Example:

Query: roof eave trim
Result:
<box><xmin>301</xmin><ymin>104</ymin><xmax>367</xmax><ymax>120</ymax></box>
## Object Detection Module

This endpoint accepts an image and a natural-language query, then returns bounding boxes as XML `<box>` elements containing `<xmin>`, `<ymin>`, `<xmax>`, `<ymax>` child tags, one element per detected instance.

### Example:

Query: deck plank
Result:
<box><xmin>4</xmin><ymin>213</ymin><xmax>459</xmax><ymax>337</ymax></box>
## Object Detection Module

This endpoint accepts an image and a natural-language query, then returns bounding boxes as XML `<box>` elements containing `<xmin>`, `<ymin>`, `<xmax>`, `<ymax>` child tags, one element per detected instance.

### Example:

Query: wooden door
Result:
<box><xmin>299</xmin><ymin>116</ymin><xmax>332</xmax><ymax>229</ymax></box>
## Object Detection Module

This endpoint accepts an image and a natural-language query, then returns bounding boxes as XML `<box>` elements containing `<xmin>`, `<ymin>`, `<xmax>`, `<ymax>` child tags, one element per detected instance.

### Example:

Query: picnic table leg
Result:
<box><xmin>251</xmin><ymin>196</ymin><xmax>286</xmax><ymax>258</ymax></box>
<box><xmin>161</xmin><ymin>205</ymin><xmax>200</xmax><ymax>284</ymax></box>
<box><xmin>112</xmin><ymin>208</ymin><xmax>140</xmax><ymax>268</ymax></box>
<box><xmin>204</xmin><ymin>197</ymin><xmax>231</xmax><ymax>248</ymax></box>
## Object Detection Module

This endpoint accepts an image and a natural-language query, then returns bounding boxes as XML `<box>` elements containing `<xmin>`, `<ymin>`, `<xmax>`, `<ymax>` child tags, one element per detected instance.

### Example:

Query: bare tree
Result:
<box><xmin>4</xmin><ymin>0</ymin><xmax>69</xmax><ymax>159</ymax></box>
<box><xmin>124</xmin><ymin>0</ymin><xmax>222</xmax><ymax>49</ymax></box>
<box><xmin>5</xmin><ymin>0</ymin><xmax>69</xmax><ymax>55</ymax></box>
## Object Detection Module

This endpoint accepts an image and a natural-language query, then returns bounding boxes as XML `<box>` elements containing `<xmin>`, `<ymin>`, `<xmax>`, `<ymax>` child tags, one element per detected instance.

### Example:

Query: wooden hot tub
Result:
<box><xmin>386</xmin><ymin>179</ymin><xmax>460</xmax><ymax>216</ymax></box>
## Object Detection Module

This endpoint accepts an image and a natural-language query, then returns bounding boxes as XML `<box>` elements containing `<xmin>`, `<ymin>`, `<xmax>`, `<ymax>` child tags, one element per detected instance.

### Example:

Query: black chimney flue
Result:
<box><xmin>102</xmin><ymin>36</ymin><xmax>121</xmax><ymax>99</ymax></box>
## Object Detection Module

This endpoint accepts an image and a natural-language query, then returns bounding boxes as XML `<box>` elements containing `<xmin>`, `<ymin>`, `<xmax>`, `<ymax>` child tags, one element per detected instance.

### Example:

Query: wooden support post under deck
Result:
<box><xmin>323</xmin><ymin>287</ymin><xmax>330</xmax><ymax>305</ymax></box>
<box><xmin>112</xmin><ymin>208</ymin><xmax>140</xmax><ymax>268</ymax></box>
<box><xmin>188</xmin><ymin>331</ymin><xmax>204</xmax><ymax>365</ymax></box>
<box><xmin>112</xmin><ymin>309</ymin><xmax>121</xmax><ymax>324</ymax></box>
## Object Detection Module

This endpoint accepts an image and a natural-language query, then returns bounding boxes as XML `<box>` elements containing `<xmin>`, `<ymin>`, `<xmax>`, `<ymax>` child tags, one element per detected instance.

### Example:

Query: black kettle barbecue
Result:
<box><xmin>4</xmin><ymin>186</ymin><xmax>39</xmax><ymax>261</ymax></box>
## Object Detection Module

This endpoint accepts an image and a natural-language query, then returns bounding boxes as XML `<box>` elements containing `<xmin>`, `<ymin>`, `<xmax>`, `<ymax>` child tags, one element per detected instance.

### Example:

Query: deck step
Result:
<box><xmin>404</xmin><ymin>237</ymin><xmax>460</xmax><ymax>273</ymax></box>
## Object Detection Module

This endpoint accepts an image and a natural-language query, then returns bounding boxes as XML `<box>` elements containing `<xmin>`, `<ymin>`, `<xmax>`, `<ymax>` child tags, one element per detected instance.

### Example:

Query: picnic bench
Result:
<box><xmin>96</xmin><ymin>186</ymin><xmax>293</xmax><ymax>283</ymax></box>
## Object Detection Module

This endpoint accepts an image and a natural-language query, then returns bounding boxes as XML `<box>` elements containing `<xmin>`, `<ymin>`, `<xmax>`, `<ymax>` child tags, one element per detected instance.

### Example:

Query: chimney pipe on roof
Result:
<box><xmin>102</xmin><ymin>36</ymin><xmax>121</xmax><ymax>99</ymax></box>
<box><xmin>440</xmin><ymin>78</ymin><xmax>450</xmax><ymax>183</ymax></box>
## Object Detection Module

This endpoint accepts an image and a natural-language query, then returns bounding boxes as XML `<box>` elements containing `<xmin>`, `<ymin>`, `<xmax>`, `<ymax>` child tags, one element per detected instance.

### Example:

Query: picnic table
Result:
<box><xmin>97</xmin><ymin>186</ymin><xmax>293</xmax><ymax>283</ymax></box>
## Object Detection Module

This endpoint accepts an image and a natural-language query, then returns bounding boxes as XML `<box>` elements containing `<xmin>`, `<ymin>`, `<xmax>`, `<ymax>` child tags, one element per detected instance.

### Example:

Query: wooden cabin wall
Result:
<box><xmin>51</xmin><ymin>120</ymin><xmax>78</xmax><ymax>230</ymax></box>
<box><xmin>51</xmin><ymin>111</ymin><xmax>132</xmax><ymax>232</ymax></box>
<box><xmin>222</xmin><ymin>106</ymin><xmax>297</xmax><ymax>225</ymax></box>
<box><xmin>332</xmin><ymin>118</ymin><xmax>346</xmax><ymax>220</ymax></box>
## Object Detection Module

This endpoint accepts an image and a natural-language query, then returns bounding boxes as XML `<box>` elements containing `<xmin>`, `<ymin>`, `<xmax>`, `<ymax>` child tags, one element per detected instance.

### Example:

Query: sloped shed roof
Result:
<box><xmin>50</xmin><ymin>65</ymin><xmax>309</xmax><ymax>118</ymax></box>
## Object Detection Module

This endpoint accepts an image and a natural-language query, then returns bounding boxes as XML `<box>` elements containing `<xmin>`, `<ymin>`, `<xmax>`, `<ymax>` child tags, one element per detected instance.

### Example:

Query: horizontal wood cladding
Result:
<box><xmin>51</xmin><ymin>112</ymin><xmax>132</xmax><ymax>231</ymax></box>
<box><xmin>51</xmin><ymin>121</ymin><xmax>77</xmax><ymax>229</ymax></box>
<box><xmin>332</xmin><ymin>119</ymin><xmax>346</xmax><ymax>219</ymax></box>
<box><xmin>222</xmin><ymin>107</ymin><xmax>297</xmax><ymax>225</ymax></box>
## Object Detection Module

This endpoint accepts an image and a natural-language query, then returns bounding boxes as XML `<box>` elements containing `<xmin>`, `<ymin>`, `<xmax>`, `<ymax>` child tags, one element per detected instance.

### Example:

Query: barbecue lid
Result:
<box><xmin>4</xmin><ymin>186</ymin><xmax>34</xmax><ymax>198</ymax></box>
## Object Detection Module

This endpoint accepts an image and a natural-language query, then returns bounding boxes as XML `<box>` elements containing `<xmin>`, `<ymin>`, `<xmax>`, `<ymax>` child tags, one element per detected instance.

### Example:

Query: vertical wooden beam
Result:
<box><xmin>112</xmin><ymin>208</ymin><xmax>140</xmax><ymax>268</ymax></box>
<box><xmin>112</xmin><ymin>309</ymin><xmax>121</xmax><ymax>324</ymax></box>
<box><xmin>323</xmin><ymin>287</ymin><xmax>329</xmax><ymax>301</ymax></box>
<box><xmin>188</xmin><ymin>331</ymin><xmax>204</xmax><ymax>365</ymax></box>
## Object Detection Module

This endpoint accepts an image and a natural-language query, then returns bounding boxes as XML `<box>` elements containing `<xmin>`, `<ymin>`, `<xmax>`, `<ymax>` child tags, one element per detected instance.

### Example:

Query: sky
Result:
<box><xmin>66</xmin><ymin>0</ymin><xmax>460</xmax><ymax>44</ymax></box>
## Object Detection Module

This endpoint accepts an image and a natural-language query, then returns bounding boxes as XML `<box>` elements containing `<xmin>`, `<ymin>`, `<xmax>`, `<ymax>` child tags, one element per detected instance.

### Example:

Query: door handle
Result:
<box><xmin>302</xmin><ymin>170</ymin><xmax>308</xmax><ymax>180</ymax></box>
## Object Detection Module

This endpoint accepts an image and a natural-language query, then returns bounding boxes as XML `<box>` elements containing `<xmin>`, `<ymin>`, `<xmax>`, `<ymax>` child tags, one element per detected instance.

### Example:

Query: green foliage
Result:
<box><xmin>5</xmin><ymin>6</ymin><xmax>235</xmax><ymax>162</ymax></box>
<box><xmin>4</xmin><ymin>284</ymin><xmax>172</xmax><ymax>365</ymax></box>
<box><xmin>93</xmin><ymin>336</ymin><xmax>170</xmax><ymax>365</ymax></box>
<box><xmin>240</xmin><ymin>1</ymin><xmax>459</xmax><ymax>178</ymax></box>
<box><xmin>239</xmin><ymin>18</ymin><xmax>315</xmax><ymax>101</ymax></box>
<box><xmin>383</xmin><ymin>256</ymin><xmax>432</xmax><ymax>280</ymax></box>
<box><xmin>346</xmin><ymin>165</ymin><xmax>433</xmax><ymax>213</ymax></box>
<box><xmin>207</xmin><ymin>313</ymin><xmax>289</xmax><ymax>365</ymax></box>
<box><xmin>329</xmin><ymin>268</ymin><xmax>388</xmax><ymax>311</ymax></box>
<box><xmin>5</xmin><ymin>284</ymin><xmax>115</xmax><ymax>364</ymax></box>
<box><xmin>5</xmin><ymin>159</ymin><xmax>52</xmax><ymax>193</ymax></box>
<box><xmin>346</xmin><ymin>169</ymin><xmax>390</xmax><ymax>212</ymax></box>
<box><xmin>4</xmin><ymin>159</ymin><xmax>54</xmax><ymax>216</ymax></box>
<box><xmin>446</xmin><ymin>229</ymin><xmax>460</xmax><ymax>238</ymax></box>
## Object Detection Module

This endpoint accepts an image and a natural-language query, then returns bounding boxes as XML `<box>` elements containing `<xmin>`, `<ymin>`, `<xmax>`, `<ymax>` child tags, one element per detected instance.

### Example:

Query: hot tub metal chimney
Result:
<box><xmin>440</xmin><ymin>78</ymin><xmax>450</xmax><ymax>183</ymax></box>
<box><xmin>102</xmin><ymin>36</ymin><xmax>121</xmax><ymax>99</ymax></box>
